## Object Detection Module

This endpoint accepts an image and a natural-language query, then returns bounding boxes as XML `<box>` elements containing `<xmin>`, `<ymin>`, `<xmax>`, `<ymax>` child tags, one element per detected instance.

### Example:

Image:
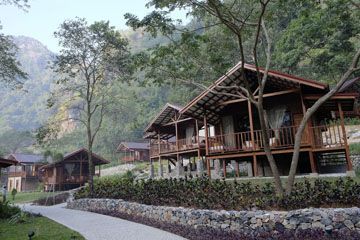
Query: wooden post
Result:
<box><xmin>158</xmin><ymin>133</ymin><xmax>161</xmax><ymax>155</ymax></box>
<box><xmin>223</xmin><ymin>159</ymin><xmax>227</xmax><ymax>178</ymax></box>
<box><xmin>99</xmin><ymin>165</ymin><xmax>101</xmax><ymax>177</ymax></box>
<box><xmin>338</xmin><ymin>102</ymin><xmax>352</xmax><ymax>171</ymax></box>
<box><xmin>253</xmin><ymin>155</ymin><xmax>258</xmax><ymax>177</ymax></box>
<box><xmin>175</xmin><ymin>120</ymin><xmax>179</xmax><ymax>151</ymax></box>
<box><xmin>204</xmin><ymin>109</ymin><xmax>209</xmax><ymax>155</ymax></box>
<box><xmin>309</xmin><ymin>151</ymin><xmax>316</xmax><ymax>173</ymax></box>
<box><xmin>236</xmin><ymin>160</ymin><xmax>240</xmax><ymax>178</ymax></box>
<box><xmin>195</xmin><ymin>119</ymin><xmax>200</xmax><ymax>147</ymax></box>
<box><xmin>207</xmin><ymin>158</ymin><xmax>211</xmax><ymax>178</ymax></box>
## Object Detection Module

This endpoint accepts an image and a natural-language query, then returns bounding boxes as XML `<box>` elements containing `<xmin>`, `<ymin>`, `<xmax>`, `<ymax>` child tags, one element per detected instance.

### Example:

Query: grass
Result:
<box><xmin>1</xmin><ymin>192</ymin><xmax>59</xmax><ymax>204</ymax></box>
<box><xmin>349</xmin><ymin>142</ymin><xmax>360</xmax><ymax>155</ymax></box>
<box><xmin>0</xmin><ymin>216</ymin><xmax>84</xmax><ymax>240</ymax></box>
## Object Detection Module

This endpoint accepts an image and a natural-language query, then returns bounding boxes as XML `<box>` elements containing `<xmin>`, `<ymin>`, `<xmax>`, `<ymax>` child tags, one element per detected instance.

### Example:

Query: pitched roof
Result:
<box><xmin>0</xmin><ymin>158</ymin><xmax>18</xmax><ymax>168</ymax></box>
<box><xmin>144</xmin><ymin>103</ymin><xmax>185</xmax><ymax>132</ymax></box>
<box><xmin>180</xmin><ymin>62</ymin><xmax>330</xmax><ymax>125</ymax></box>
<box><xmin>8</xmin><ymin>153</ymin><xmax>47</xmax><ymax>164</ymax></box>
<box><xmin>116</xmin><ymin>142</ymin><xmax>149</xmax><ymax>152</ymax></box>
<box><xmin>337</xmin><ymin>77</ymin><xmax>360</xmax><ymax>93</ymax></box>
<box><xmin>40</xmin><ymin>148</ymin><xmax>110</xmax><ymax>170</ymax></box>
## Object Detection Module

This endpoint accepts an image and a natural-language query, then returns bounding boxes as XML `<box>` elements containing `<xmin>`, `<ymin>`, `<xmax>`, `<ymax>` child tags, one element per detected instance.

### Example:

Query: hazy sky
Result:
<box><xmin>0</xmin><ymin>0</ymin><xmax>187</xmax><ymax>53</ymax></box>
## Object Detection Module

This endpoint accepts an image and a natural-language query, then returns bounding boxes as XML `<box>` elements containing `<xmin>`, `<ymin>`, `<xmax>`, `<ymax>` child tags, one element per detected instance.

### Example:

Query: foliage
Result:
<box><xmin>8</xmin><ymin>210</ymin><xmax>29</xmax><ymax>224</ymax></box>
<box><xmin>0</xmin><ymin>201</ymin><xmax>20</xmax><ymax>219</ymax></box>
<box><xmin>0</xmin><ymin>216</ymin><xmax>85</xmax><ymax>240</ymax></box>
<box><xmin>11</xmin><ymin>188</ymin><xmax>17</xmax><ymax>200</ymax></box>
<box><xmin>92</xmin><ymin>208</ymin><xmax>360</xmax><ymax>240</ymax></box>
<box><xmin>32</xmin><ymin>192</ymin><xmax>69</xmax><ymax>206</ymax></box>
<box><xmin>349</xmin><ymin>143</ymin><xmax>360</xmax><ymax>155</ymax></box>
<box><xmin>0</xmin><ymin>130</ymin><xmax>34</xmax><ymax>155</ymax></box>
<box><xmin>75</xmin><ymin>176</ymin><xmax>360</xmax><ymax>211</ymax></box>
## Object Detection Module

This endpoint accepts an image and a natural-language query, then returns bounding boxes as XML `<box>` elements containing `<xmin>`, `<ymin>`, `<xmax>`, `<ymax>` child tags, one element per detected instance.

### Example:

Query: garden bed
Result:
<box><xmin>74</xmin><ymin>176</ymin><xmax>360</xmax><ymax>211</ymax></box>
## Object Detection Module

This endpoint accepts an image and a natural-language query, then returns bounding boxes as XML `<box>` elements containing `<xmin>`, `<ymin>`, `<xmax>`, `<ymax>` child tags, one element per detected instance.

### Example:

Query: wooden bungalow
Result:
<box><xmin>144</xmin><ymin>103</ymin><xmax>206</xmax><ymax>167</ymax></box>
<box><xmin>0</xmin><ymin>158</ymin><xmax>17</xmax><ymax>187</ymax></box>
<box><xmin>115</xmin><ymin>142</ymin><xmax>150</xmax><ymax>163</ymax></box>
<box><xmin>176</xmin><ymin>62</ymin><xmax>357</xmax><ymax>178</ymax></box>
<box><xmin>40</xmin><ymin>148</ymin><xmax>109</xmax><ymax>191</ymax></box>
<box><xmin>7</xmin><ymin>154</ymin><xmax>48</xmax><ymax>192</ymax></box>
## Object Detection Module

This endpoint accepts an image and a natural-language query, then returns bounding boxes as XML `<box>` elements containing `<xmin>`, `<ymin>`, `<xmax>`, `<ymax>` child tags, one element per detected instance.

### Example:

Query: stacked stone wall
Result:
<box><xmin>68</xmin><ymin>198</ymin><xmax>360</xmax><ymax>233</ymax></box>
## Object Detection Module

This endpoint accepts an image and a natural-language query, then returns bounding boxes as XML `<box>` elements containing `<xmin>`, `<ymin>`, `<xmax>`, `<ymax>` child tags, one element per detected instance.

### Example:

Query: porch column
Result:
<box><xmin>158</xmin><ymin>133</ymin><xmax>161</xmax><ymax>155</ymax></box>
<box><xmin>248</xmin><ymin>101</ymin><xmax>258</xmax><ymax>177</ymax></box>
<box><xmin>203</xmin><ymin>109</ymin><xmax>209</xmax><ymax>155</ymax></box>
<box><xmin>99</xmin><ymin>165</ymin><xmax>101</xmax><ymax>177</ymax></box>
<box><xmin>338</xmin><ymin>102</ymin><xmax>352</xmax><ymax>171</ymax></box>
<box><xmin>175</xmin><ymin>119</ymin><xmax>179</xmax><ymax>151</ymax></box>
<box><xmin>236</xmin><ymin>160</ymin><xmax>240</xmax><ymax>178</ymax></box>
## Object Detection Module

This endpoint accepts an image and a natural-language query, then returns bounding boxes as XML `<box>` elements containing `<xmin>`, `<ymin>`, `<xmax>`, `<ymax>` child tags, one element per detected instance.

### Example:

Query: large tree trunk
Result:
<box><xmin>256</xmin><ymin>102</ymin><xmax>284</xmax><ymax>195</ymax></box>
<box><xmin>87</xmin><ymin>102</ymin><xmax>94</xmax><ymax>195</ymax></box>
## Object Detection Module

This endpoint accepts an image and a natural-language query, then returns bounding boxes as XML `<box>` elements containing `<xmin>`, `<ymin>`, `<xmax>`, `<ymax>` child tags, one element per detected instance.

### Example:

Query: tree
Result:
<box><xmin>40</xmin><ymin>18</ymin><xmax>132</xmax><ymax>194</ymax></box>
<box><xmin>126</xmin><ymin>0</ymin><xmax>360</xmax><ymax>195</ymax></box>
<box><xmin>0</xmin><ymin>130</ymin><xmax>33</xmax><ymax>155</ymax></box>
<box><xmin>0</xmin><ymin>0</ymin><xmax>29</xmax><ymax>89</ymax></box>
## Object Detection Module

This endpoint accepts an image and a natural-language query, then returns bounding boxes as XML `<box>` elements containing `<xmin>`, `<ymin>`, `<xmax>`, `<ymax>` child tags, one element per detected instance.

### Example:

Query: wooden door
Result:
<box><xmin>293</xmin><ymin>114</ymin><xmax>309</xmax><ymax>145</ymax></box>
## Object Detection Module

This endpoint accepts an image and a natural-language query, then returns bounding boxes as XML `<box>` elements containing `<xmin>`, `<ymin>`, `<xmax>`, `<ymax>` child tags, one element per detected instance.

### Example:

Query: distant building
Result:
<box><xmin>7</xmin><ymin>153</ymin><xmax>49</xmax><ymax>192</ymax></box>
<box><xmin>115</xmin><ymin>142</ymin><xmax>150</xmax><ymax>163</ymax></box>
<box><xmin>40</xmin><ymin>148</ymin><xmax>109</xmax><ymax>191</ymax></box>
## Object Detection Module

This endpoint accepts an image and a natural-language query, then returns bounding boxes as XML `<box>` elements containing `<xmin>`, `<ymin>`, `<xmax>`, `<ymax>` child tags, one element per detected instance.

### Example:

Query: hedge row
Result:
<box><xmin>75</xmin><ymin>176</ymin><xmax>360</xmax><ymax>211</ymax></box>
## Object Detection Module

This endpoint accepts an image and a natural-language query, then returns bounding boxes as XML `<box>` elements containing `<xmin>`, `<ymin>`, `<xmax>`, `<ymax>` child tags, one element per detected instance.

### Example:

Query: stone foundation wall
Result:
<box><xmin>67</xmin><ymin>198</ymin><xmax>360</xmax><ymax>232</ymax></box>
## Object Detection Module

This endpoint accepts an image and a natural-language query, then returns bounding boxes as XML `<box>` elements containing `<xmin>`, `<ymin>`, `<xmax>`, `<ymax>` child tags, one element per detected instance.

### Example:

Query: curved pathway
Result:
<box><xmin>20</xmin><ymin>203</ymin><xmax>186</xmax><ymax>240</ymax></box>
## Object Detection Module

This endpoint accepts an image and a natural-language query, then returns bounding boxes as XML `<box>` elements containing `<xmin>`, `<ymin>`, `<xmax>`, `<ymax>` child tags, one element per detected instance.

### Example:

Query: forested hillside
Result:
<box><xmin>0</xmin><ymin>31</ymin><xmax>201</xmax><ymax>160</ymax></box>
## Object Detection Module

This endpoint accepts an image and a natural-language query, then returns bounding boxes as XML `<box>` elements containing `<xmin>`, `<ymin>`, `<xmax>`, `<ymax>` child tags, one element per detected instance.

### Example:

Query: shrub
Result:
<box><xmin>32</xmin><ymin>192</ymin><xmax>69</xmax><ymax>206</ymax></box>
<box><xmin>92</xmin><ymin>208</ymin><xmax>360</xmax><ymax>240</ymax></box>
<box><xmin>74</xmin><ymin>176</ymin><xmax>360</xmax><ymax>211</ymax></box>
<box><xmin>0</xmin><ymin>201</ymin><xmax>20</xmax><ymax>219</ymax></box>
<box><xmin>11</xmin><ymin>188</ymin><xmax>17</xmax><ymax>200</ymax></box>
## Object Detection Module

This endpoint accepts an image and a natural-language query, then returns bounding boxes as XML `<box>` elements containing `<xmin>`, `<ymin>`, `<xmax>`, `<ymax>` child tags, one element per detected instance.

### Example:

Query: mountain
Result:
<box><xmin>0</xmin><ymin>36</ymin><xmax>55</xmax><ymax>133</ymax></box>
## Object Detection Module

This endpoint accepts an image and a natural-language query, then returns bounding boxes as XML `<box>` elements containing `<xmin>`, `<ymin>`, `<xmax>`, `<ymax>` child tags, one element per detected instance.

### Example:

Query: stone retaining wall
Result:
<box><xmin>67</xmin><ymin>198</ymin><xmax>360</xmax><ymax>232</ymax></box>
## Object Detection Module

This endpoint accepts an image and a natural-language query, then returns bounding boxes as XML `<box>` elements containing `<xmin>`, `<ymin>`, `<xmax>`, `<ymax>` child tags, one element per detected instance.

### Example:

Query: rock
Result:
<box><xmin>299</xmin><ymin>223</ymin><xmax>311</xmax><ymax>230</ymax></box>
<box><xmin>250</xmin><ymin>217</ymin><xmax>257</xmax><ymax>224</ymax></box>
<box><xmin>221</xmin><ymin>224</ymin><xmax>229</xmax><ymax>229</ymax></box>
<box><xmin>320</xmin><ymin>218</ymin><xmax>332</xmax><ymax>226</ymax></box>
<box><xmin>334</xmin><ymin>222</ymin><xmax>345</xmax><ymax>229</ymax></box>
<box><xmin>312</xmin><ymin>222</ymin><xmax>325</xmax><ymax>229</ymax></box>
<box><xmin>274</xmin><ymin>222</ymin><xmax>285</xmax><ymax>232</ymax></box>
<box><xmin>289</xmin><ymin>217</ymin><xmax>300</xmax><ymax>225</ymax></box>
<box><xmin>344</xmin><ymin>220</ymin><xmax>354</xmax><ymax>229</ymax></box>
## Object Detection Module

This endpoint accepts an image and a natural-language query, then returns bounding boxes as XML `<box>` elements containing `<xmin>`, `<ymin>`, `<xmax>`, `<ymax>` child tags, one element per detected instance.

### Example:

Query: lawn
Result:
<box><xmin>1</xmin><ymin>191</ymin><xmax>59</xmax><ymax>204</ymax></box>
<box><xmin>0</xmin><ymin>216</ymin><xmax>84</xmax><ymax>240</ymax></box>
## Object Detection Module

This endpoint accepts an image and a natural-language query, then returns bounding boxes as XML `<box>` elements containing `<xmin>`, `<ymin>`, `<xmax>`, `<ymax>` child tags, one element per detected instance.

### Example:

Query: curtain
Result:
<box><xmin>186</xmin><ymin>126</ymin><xmax>194</xmax><ymax>144</ymax></box>
<box><xmin>222</xmin><ymin>116</ymin><xmax>235</xmax><ymax>149</ymax></box>
<box><xmin>266</xmin><ymin>106</ymin><xmax>287</xmax><ymax>142</ymax></box>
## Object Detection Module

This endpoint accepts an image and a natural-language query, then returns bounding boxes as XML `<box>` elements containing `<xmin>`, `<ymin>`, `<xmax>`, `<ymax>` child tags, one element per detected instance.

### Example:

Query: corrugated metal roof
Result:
<box><xmin>144</xmin><ymin>103</ymin><xmax>185</xmax><ymax>132</ymax></box>
<box><xmin>9</xmin><ymin>153</ymin><xmax>48</xmax><ymax>164</ymax></box>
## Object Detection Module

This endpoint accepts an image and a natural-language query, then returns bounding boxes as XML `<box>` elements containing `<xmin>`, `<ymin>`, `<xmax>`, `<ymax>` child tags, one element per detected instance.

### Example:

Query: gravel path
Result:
<box><xmin>20</xmin><ymin>203</ymin><xmax>186</xmax><ymax>240</ymax></box>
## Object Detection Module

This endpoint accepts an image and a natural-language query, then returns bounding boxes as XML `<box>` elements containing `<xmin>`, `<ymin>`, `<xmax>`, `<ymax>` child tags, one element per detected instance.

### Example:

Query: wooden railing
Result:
<box><xmin>150</xmin><ymin>136</ymin><xmax>206</xmax><ymax>156</ymax></box>
<box><xmin>208</xmin><ymin>124</ymin><xmax>344</xmax><ymax>154</ymax></box>
<box><xmin>8</xmin><ymin>171</ymin><xmax>37</xmax><ymax>178</ymax></box>
<box><xmin>120</xmin><ymin>155</ymin><xmax>136</xmax><ymax>162</ymax></box>
<box><xmin>310</xmin><ymin>123</ymin><xmax>344</xmax><ymax>148</ymax></box>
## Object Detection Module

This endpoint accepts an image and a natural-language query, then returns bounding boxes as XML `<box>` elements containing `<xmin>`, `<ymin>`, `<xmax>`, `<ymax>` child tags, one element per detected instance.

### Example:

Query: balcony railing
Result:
<box><xmin>208</xmin><ymin>123</ymin><xmax>343</xmax><ymax>154</ymax></box>
<box><xmin>150</xmin><ymin>136</ymin><xmax>206</xmax><ymax>156</ymax></box>
<box><xmin>120</xmin><ymin>155</ymin><xmax>136</xmax><ymax>162</ymax></box>
<box><xmin>8</xmin><ymin>171</ymin><xmax>37</xmax><ymax>178</ymax></box>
